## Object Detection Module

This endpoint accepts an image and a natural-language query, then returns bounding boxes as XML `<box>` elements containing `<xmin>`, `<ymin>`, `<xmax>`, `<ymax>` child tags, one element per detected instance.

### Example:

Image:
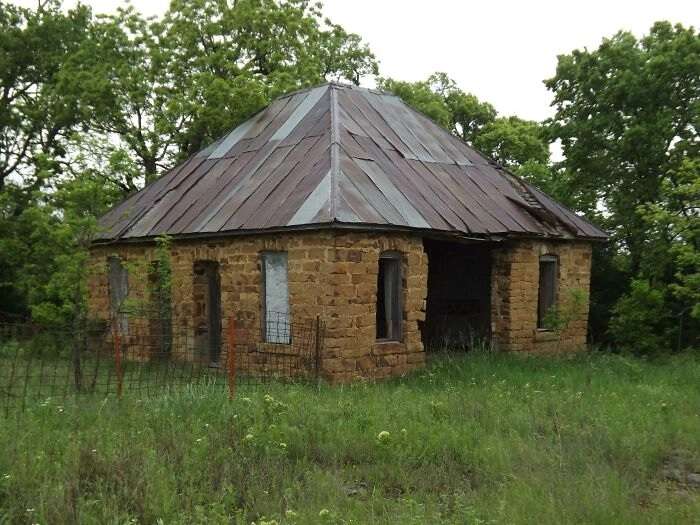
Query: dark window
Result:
<box><xmin>108</xmin><ymin>256</ymin><xmax>129</xmax><ymax>333</ymax></box>
<box><xmin>261</xmin><ymin>252</ymin><xmax>290</xmax><ymax>343</ymax></box>
<box><xmin>193</xmin><ymin>261</ymin><xmax>222</xmax><ymax>363</ymax></box>
<box><xmin>537</xmin><ymin>255</ymin><xmax>558</xmax><ymax>329</ymax></box>
<box><xmin>148</xmin><ymin>261</ymin><xmax>172</xmax><ymax>355</ymax></box>
<box><xmin>376</xmin><ymin>253</ymin><xmax>402</xmax><ymax>340</ymax></box>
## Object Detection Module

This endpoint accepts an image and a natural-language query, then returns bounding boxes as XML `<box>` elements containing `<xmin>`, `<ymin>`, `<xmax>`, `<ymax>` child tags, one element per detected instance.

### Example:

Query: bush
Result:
<box><xmin>609</xmin><ymin>280</ymin><xmax>669</xmax><ymax>353</ymax></box>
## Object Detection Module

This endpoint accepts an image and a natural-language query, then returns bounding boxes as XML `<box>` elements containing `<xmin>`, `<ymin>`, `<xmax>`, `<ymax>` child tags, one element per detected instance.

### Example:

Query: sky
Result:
<box><xmin>12</xmin><ymin>0</ymin><xmax>700</xmax><ymax>121</ymax></box>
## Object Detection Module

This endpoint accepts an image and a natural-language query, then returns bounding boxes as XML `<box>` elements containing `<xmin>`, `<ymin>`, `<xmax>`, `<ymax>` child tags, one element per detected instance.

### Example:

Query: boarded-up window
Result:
<box><xmin>376</xmin><ymin>252</ymin><xmax>402</xmax><ymax>340</ymax></box>
<box><xmin>537</xmin><ymin>255</ymin><xmax>558</xmax><ymax>329</ymax></box>
<box><xmin>108</xmin><ymin>256</ymin><xmax>129</xmax><ymax>333</ymax></box>
<box><xmin>262</xmin><ymin>252</ymin><xmax>290</xmax><ymax>343</ymax></box>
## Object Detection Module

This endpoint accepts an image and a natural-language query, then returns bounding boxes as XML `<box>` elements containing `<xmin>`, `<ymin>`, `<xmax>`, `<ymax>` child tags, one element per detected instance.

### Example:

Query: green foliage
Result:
<box><xmin>1</xmin><ymin>353</ymin><xmax>699</xmax><ymax>523</ymax></box>
<box><xmin>473</xmin><ymin>116</ymin><xmax>549</xmax><ymax>168</ymax></box>
<box><xmin>638</xmin><ymin>158</ymin><xmax>700</xmax><ymax>321</ymax></box>
<box><xmin>0</xmin><ymin>0</ymin><xmax>376</xmax><ymax>321</ymax></box>
<box><xmin>0</xmin><ymin>165</ymin><xmax>120</xmax><ymax>323</ymax></box>
<box><xmin>547</xmin><ymin>21</ymin><xmax>700</xmax><ymax>349</ymax></box>
<box><xmin>153</xmin><ymin>235</ymin><xmax>173</xmax><ymax>306</ymax></box>
<box><xmin>609</xmin><ymin>280</ymin><xmax>671</xmax><ymax>354</ymax></box>
<box><xmin>542</xmin><ymin>288</ymin><xmax>588</xmax><ymax>336</ymax></box>
<box><xmin>59</xmin><ymin>0</ymin><xmax>378</xmax><ymax>181</ymax></box>
<box><xmin>0</xmin><ymin>1</ymin><xmax>696</xmax><ymax>355</ymax></box>
<box><xmin>0</xmin><ymin>0</ymin><xmax>91</xmax><ymax>189</ymax></box>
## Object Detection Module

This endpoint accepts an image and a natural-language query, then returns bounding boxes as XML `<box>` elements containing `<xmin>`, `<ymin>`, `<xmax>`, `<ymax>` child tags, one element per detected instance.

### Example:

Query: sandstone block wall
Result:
<box><xmin>88</xmin><ymin>231</ymin><xmax>594</xmax><ymax>378</ymax></box>
<box><xmin>490</xmin><ymin>240</ymin><xmax>592</xmax><ymax>352</ymax></box>
<box><xmin>87</xmin><ymin>230</ymin><xmax>428</xmax><ymax>382</ymax></box>
<box><xmin>321</xmin><ymin>232</ymin><xmax>428</xmax><ymax>382</ymax></box>
<box><xmin>86</xmin><ymin>243</ymin><xmax>157</xmax><ymax>360</ymax></box>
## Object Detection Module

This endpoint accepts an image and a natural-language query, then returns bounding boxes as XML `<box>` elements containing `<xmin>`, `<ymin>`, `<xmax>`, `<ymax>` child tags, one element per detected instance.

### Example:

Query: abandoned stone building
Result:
<box><xmin>88</xmin><ymin>82</ymin><xmax>607</xmax><ymax>382</ymax></box>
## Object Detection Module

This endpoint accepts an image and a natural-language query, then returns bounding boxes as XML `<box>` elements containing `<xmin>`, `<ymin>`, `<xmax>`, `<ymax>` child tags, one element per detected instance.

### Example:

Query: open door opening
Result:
<box><xmin>422</xmin><ymin>239</ymin><xmax>492</xmax><ymax>351</ymax></box>
<box><xmin>148</xmin><ymin>261</ymin><xmax>172</xmax><ymax>358</ymax></box>
<box><xmin>193</xmin><ymin>260</ymin><xmax>222</xmax><ymax>365</ymax></box>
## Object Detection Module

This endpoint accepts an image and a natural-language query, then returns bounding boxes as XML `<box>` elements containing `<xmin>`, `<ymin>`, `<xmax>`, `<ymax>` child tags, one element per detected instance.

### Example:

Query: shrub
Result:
<box><xmin>609</xmin><ymin>280</ymin><xmax>669</xmax><ymax>353</ymax></box>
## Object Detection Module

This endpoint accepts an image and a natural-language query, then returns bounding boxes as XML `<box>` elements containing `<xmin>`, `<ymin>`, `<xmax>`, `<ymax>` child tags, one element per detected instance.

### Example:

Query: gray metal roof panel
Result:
<box><xmin>96</xmin><ymin>82</ymin><xmax>607</xmax><ymax>242</ymax></box>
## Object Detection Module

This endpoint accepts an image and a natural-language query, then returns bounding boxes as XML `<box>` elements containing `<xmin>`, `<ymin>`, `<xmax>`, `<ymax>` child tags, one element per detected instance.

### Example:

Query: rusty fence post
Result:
<box><xmin>226</xmin><ymin>316</ymin><xmax>237</xmax><ymax>400</ymax></box>
<box><xmin>314</xmin><ymin>315</ymin><xmax>322</xmax><ymax>382</ymax></box>
<box><xmin>112</xmin><ymin>319</ymin><xmax>123</xmax><ymax>399</ymax></box>
<box><xmin>72</xmin><ymin>319</ymin><xmax>83</xmax><ymax>394</ymax></box>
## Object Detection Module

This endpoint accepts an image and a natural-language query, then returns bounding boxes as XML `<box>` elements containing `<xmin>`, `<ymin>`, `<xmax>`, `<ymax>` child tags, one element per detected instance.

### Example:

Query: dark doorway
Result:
<box><xmin>193</xmin><ymin>261</ymin><xmax>222</xmax><ymax>364</ymax></box>
<box><xmin>422</xmin><ymin>239</ymin><xmax>492</xmax><ymax>351</ymax></box>
<box><xmin>148</xmin><ymin>261</ymin><xmax>172</xmax><ymax>357</ymax></box>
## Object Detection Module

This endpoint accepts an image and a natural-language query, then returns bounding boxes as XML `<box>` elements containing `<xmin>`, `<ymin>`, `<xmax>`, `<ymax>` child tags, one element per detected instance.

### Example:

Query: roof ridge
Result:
<box><xmin>329</xmin><ymin>84</ymin><xmax>340</xmax><ymax>220</ymax></box>
<box><xmin>278</xmin><ymin>80</ymin><xmax>395</xmax><ymax>101</ymax></box>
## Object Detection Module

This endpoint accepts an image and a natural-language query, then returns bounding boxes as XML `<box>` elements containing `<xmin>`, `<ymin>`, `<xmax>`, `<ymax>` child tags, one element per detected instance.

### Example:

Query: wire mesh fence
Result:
<box><xmin>0</xmin><ymin>312</ymin><xmax>324</xmax><ymax>415</ymax></box>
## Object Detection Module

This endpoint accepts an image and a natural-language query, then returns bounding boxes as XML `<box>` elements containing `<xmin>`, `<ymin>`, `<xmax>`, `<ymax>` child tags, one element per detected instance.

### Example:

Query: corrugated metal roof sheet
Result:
<box><xmin>96</xmin><ymin>83</ymin><xmax>607</xmax><ymax>242</ymax></box>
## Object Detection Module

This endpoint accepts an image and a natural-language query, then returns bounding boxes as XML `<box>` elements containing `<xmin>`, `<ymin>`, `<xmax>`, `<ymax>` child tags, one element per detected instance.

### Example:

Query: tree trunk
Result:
<box><xmin>144</xmin><ymin>157</ymin><xmax>158</xmax><ymax>184</ymax></box>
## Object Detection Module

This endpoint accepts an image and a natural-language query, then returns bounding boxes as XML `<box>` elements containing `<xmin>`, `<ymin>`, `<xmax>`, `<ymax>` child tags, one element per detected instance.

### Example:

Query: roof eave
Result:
<box><xmin>90</xmin><ymin>220</ymin><xmax>608</xmax><ymax>248</ymax></box>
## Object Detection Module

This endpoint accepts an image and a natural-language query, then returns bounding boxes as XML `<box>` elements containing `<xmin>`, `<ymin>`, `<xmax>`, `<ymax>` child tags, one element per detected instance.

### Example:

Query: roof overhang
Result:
<box><xmin>90</xmin><ymin>220</ymin><xmax>607</xmax><ymax>249</ymax></box>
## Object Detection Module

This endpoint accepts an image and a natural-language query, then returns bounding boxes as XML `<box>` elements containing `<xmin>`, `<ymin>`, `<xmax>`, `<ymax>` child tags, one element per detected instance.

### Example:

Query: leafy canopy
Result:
<box><xmin>546</xmin><ymin>21</ymin><xmax>699</xmax><ymax>349</ymax></box>
<box><xmin>59</xmin><ymin>0</ymin><xmax>378</xmax><ymax>184</ymax></box>
<box><xmin>0</xmin><ymin>0</ymin><xmax>377</xmax><ymax>323</ymax></box>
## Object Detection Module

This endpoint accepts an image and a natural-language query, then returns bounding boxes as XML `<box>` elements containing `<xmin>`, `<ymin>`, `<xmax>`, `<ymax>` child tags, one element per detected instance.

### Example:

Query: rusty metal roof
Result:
<box><xmin>96</xmin><ymin>83</ymin><xmax>607</xmax><ymax>242</ymax></box>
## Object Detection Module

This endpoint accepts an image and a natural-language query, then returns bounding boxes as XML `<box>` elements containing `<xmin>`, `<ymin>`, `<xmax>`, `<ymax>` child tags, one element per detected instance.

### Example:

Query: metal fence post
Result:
<box><xmin>112</xmin><ymin>319</ymin><xmax>123</xmax><ymax>399</ymax></box>
<box><xmin>72</xmin><ymin>317</ymin><xmax>83</xmax><ymax>393</ymax></box>
<box><xmin>314</xmin><ymin>315</ymin><xmax>322</xmax><ymax>382</ymax></box>
<box><xmin>226</xmin><ymin>316</ymin><xmax>237</xmax><ymax>400</ymax></box>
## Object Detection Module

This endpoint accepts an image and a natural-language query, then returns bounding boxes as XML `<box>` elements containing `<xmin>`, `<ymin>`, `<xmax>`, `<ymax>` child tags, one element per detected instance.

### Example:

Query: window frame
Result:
<box><xmin>107</xmin><ymin>255</ymin><xmax>129</xmax><ymax>333</ymax></box>
<box><xmin>537</xmin><ymin>254</ymin><xmax>559</xmax><ymax>330</ymax></box>
<box><xmin>148</xmin><ymin>260</ymin><xmax>173</xmax><ymax>354</ymax></box>
<box><xmin>261</xmin><ymin>251</ymin><xmax>291</xmax><ymax>344</ymax></box>
<box><xmin>375</xmin><ymin>251</ymin><xmax>403</xmax><ymax>342</ymax></box>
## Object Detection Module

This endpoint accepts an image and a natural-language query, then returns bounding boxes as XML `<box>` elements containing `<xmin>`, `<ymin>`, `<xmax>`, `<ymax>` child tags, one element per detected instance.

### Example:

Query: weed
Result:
<box><xmin>0</xmin><ymin>352</ymin><xmax>698</xmax><ymax>523</ymax></box>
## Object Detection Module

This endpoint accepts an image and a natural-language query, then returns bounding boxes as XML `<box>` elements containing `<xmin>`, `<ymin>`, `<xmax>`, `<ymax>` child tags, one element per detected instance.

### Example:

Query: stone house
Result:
<box><xmin>88</xmin><ymin>82</ymin><xmax>607</xmax><ymax>382</ymax></box>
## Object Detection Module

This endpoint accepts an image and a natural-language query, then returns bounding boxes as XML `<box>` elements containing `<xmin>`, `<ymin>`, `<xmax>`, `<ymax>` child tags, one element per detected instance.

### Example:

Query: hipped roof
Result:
<box><xmin>95</xmin><ymin>82</ymin><xmax>607</xmax><ymax>243</ymax></box>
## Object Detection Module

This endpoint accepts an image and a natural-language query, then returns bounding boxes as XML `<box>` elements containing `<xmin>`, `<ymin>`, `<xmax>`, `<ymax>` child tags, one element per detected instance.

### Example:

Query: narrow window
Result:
<box><xmin>108</xmin><ymin>256</ymin><xmax>129</xmax><ymax>333</ymax></box>
<box><xmin>262</xmin><ymin>251</ymin><xmax>290</xmax><ymax>343</ymax></box>
<box><xmin>376</xmin><ymin>252</ymin><xmax>402</xmax><ymax>341</ymax></box>
<box><xmin>193</xmin><ymin>261</ymin><xmax>221</xmax><ymax>363</ymax></box>
<box><xmin>148</xmin><ymin>261</ymin><xmax>172</xmax><ymax>355</ymax></box>
<box><xmin>537</xmin><ymin>255</ymin><xmax>558</xmax><ymax>329</ymax></box>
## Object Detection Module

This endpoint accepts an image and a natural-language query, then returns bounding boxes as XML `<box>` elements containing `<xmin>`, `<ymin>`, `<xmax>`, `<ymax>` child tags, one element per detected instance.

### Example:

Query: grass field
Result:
<box><xmin>1</xmin><ymin>351</ymin><xmax>699</xmax><ymax>524</ymax></box>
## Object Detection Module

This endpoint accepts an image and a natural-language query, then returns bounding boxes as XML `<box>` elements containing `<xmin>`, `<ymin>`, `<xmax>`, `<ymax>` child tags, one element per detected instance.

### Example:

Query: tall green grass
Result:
<box><xmin>1</xmin><ymin>351</ymin><xmax>699</xmax><ymax>524</ymax></box>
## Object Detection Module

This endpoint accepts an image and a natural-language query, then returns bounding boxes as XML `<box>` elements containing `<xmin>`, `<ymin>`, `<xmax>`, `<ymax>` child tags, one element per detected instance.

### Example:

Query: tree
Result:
<box><xmin>61</xmin><ymin>0</ymin><xmax>378</xmax><ymax>186</ymax></box>
<box><xmin>0</xmin><ymin>0</ymin><xmax>93</xmax><ymax>317</ymax></box>
<box><xmin>0</xmin><ymin>0</ymin><xmax>378</xmax><ymax>320</ymax></box>
<box><xmin>638</xmin><ymin>157</ymin><xmax>699</xmax><ymax>348</ymax></box>
<box><xmin>546</xmin><ymin>22</ymin><xmax>699</xmax><ymax>267</ymax></box>
<box><xmin>0</xmin><ymin>159</ymin><xmax>122</xmax><ymax>321</ymax></box>
<box><xmin>546</xmin><ymin>22</ymin><xmax>700</xmax><ymax>349</ymax></box>
<box><xmin>0</xmin><ymin>0</ymin><xmax>91</xmax><ymax>191</ymax></box>
<box><xmin>473</xmin><ymin>116</ymin><xmax>548</xmax><ymax>169</ymax></box>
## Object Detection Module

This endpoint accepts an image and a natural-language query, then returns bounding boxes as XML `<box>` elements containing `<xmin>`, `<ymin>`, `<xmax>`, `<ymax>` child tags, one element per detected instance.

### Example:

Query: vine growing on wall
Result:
<box><xmin>542</xmin><ymin>288</ymin><xmax>588</xmax><ymax>351</ymax></box>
